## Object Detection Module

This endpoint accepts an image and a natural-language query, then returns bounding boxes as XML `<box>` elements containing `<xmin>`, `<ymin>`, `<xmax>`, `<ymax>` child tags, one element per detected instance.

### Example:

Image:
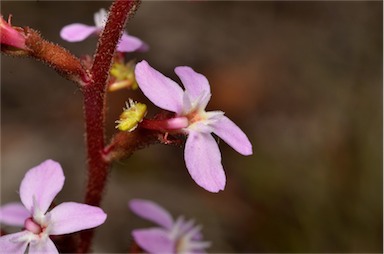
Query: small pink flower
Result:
<box><xmin>129</xmin><ymin>199</ymin><xmax>210</xmax><ymax>254</ymax></box>
<box><xmin>60</xmin><ymin>8</ymin><xmax>148</xmax><ymax>52</ymax></box>
<box><xmin>0</xmin><ymin>160</ymin><xmax>107</xmax><ymax>254</ymax></box>
<box><xmin>135</xmin><ymin>60</ymin><xmax>253</xmax><ymax>192</ymax></box>
<box><xmin>0</xmin><ymin>15</ymin><xmax>27</xmax><ymax>50</ymax></box>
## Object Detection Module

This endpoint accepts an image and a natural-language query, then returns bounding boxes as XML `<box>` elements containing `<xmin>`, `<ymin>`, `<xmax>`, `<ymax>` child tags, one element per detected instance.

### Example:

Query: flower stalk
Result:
<box><xmin>78</xmin><ymin>0</ymin><xmax>141</xmax><ymax>252</ymax></box>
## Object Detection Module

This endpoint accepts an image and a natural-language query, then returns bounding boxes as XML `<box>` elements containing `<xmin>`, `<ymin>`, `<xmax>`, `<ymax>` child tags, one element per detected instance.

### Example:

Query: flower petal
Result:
<box><xmin>184</xmin><ymin>131</ymin><xmax>226</xmax><ymax>192</ymax></box>
<box><xmin>135</xmin><ymin>60</ymin><xmax>184</xmax><ymax>114</ymax></box>
<box><xmin>175</xmin><ymin>66</ymin><xmax>210</xmax><ymax>102</ymax></box>
<box><xmin>93</xmin><ymin>8</ymin><xmax>108</xmax><ymax>28</ymax></box>
<box><xmin>117</xmin><ymin>33</ymin><xmax>145</xmax><ymax>52</ymax></box>
<box><xmin>60</xmin><ymin>23</ymin><xmax>98</xmax><ymax>42</ymax></box>
<box><xmin>0</xmin><ymin>202</ymin><xmax>30</xmax><ymax>227</ymax></box>
<box><xmin>20</xmin><ymin>160</ymin><xmax>65</xmax><ymax>214</ymax></box>
<box><xmin>129</xmin><ymin>199</ymin><xmax>173</xmax><ymax>229</ymax></box>
<box><xmin>132</xmin><ymin>228</ymin><xmax>174</xmax><ymax>253</ymax></box>
<box><xmin>0</xmin><ymin>231</ymin><xmax>29</xmax><ymax>253</ymax></box>
<box><xmin>29</xmin><ymin>237</ymin><xmax>58</xmax><ymax>254</ymax></box>
<box><xmin>211</xmin><ymin>116</ymin><xmax>253</xmax><ymax>156</ymax></box>
<box><xmin>49</xmin><ymin>202</ymin><xmax>106</xmax><ymax>235</ymax></box>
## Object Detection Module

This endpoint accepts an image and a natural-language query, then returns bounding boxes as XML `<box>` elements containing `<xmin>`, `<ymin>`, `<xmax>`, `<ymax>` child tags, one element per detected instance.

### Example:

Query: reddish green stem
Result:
<box><xmin>78</xmin><ymin>0</ymin><xmax>140</xmax><ymax>252</ymax></box>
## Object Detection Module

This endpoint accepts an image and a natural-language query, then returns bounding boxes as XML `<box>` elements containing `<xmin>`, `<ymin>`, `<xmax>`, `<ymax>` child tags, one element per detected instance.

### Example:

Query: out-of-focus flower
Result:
<box><xmin>0</xmin><ymin>15</ymin><xmax>29</xmax><ymax>55</ymax></box>
<box><xmin>60</xmin><ymin>8</ymin><xmax>147</xmax><ymax>52</ymax></box>
<box><xmin>129</xmin><ymin>199</ymin><xmax>210</xmax><ymax>254</ymax></box>
<box><xmin>109</xmin><ymin>54</ymin><xmax>139</xmax><ymax>92</ymax></box>
<box><xmin>0</xmin><ymin>160</ymin><xmax>107</xmax><ymax>254</ymax></box>
<box><xmin>135</xmin><ymin>60</ymin><xmax>253</xmax><ymax>192</ymax></box>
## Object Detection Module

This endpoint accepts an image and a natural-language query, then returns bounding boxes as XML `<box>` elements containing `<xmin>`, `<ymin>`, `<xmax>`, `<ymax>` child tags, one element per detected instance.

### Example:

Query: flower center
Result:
<box><xmin>186</xmin><ymin>110</ymin><xmax>204</xmax><ymax>125</ymax></box>
<box><xmin>24</xmin><ymin>217</ymin><xmax>44</xmax><ymax>235</ymax></box>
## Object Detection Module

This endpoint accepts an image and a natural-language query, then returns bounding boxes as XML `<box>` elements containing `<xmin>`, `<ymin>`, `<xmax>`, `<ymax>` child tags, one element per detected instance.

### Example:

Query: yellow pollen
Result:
<box><xmin>116</xmin><ymin>99</ymin><xmax>147</xmax><ymax>132</ymax></box>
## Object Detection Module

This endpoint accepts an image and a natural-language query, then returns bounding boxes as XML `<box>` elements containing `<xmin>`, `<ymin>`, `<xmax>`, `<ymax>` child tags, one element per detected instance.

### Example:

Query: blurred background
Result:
<box><xmin>1</xmin><ymin>1</ymin><xmax>382</xmax><ymax>253</ymax></box>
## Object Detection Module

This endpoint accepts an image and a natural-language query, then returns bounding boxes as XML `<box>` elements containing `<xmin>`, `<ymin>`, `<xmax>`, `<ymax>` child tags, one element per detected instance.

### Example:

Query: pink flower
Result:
<box><xmin>60</xmin><ymin>8</ymin><xmax>147</xmax><ymax>52</ymax></box>
<box><xmin>129</xmin><ymin>199</ymin><xmax>210</xmax><ymax>254</ymax></box>
<box><xmin>0</xmin><ymin>160</ymin><xmax>107</xmax><ymax>253</ymax></box>
<box><xmin>135</xmin><ymin>60</ymin><xmax>253</xmax><ymax>192</ymax></box>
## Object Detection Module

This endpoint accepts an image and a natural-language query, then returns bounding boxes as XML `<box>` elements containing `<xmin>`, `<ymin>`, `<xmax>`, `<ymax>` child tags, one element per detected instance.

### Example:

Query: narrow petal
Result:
<box><xmin>117</xmin><ymin>33</ymin><xmax>144</xmax><ymax>52</ymax></box>
<box><xmin>129</xmin><ymin>199</ymin><xmax>173</xmax><ymax>229</ymax></box>
<box><xmin>211</xmin><ymin>116</ymin><xmax>253</xmax><ymax>156</ymax></box>
<box><xmin>135</xmin><ymin>60</ymin><xmax>184</xmax><ymax>114</ymax></box>
<box><xmin>132</xmin><ymin>228</ymin><xmax>174</xmax><ymax>253</ymax></box>
<box><xmin>0</xmin><ymin>231</ymin><xmax>29</xmax><ymax>254</ymax></box>
<box><xmin>29</xmin><ymin>237</ymin><xmax>58</xmax><ymax>254</ymax></box>
<box><xmin>175</xmin><ymin>66</ymin><xmax>210</xmax><ymax>102</ymax></box>
<box><xmin>49</xmin><ymin>202</ymin><xmax>106</xmax><ymax>235</ymax></box>
<box><xmin>0</xmin><ymin>202</ymin><xmax>30</xmax><ymax>227</ymax></box>
<box><xmin>20</xmin><ymin>160</ymin><xmax>64</xmax><ymax>214</ymax></box>
<box><xmin>184</xmin><ymin>132</ymin><xmax>226</xmax><ymax>192</ymax></box>
<box><xmin>60</xmin><ymin>23</ymin><xmax>98</xmax><ymax>42</ymax></box>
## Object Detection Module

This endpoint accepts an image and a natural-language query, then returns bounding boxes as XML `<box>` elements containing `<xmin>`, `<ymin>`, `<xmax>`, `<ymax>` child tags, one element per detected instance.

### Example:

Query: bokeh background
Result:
<box><xmin>1</xmin><ymin>1</ymin><xmax>382</xmax><ymax>253</ymax></box>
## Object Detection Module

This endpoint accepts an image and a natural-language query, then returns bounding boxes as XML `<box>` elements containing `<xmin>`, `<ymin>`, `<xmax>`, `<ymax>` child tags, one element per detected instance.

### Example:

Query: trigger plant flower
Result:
<box><xmin>60</xmin><ymin>8</ymin><xmax>147</xmax><ymax>52</ymax></box>
<box><xmin>129</xmin><ymin>199</ymin><xmax>210</xmax><ymax>254</ymax></box>
<box><xmin>135</xmin><ymin>60</ymin><xmax>253</xmax><ymax>192</ymax></box>
<box><xmin>0</xmin><ymin>160</ymin><xmax>107</xmax><ymax>253</ymax></box>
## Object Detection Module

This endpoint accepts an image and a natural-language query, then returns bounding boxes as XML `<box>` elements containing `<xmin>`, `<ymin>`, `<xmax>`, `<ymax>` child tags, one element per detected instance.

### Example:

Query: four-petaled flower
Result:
<box><xmin>0</xmin><ymin>160</ymin><xmax>107</xmax><ymax>254</ymax></box>
<box><xmin>129</xmin><ymin>199</ymin><xmax>210</xmax><ymax>254</ymax></box>
<box><xmin>60</xmin><ymin>8</ymin><xmax>147</xmax><ymax>52</ymax></box>
<box><xmin>135</xmin><ymin>60</ymin><xmax>253</xmax><ymax>192</ymax></box>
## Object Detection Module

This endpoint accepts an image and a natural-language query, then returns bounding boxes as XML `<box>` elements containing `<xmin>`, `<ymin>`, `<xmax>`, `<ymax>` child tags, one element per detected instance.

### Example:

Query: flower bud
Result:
<box><xmin>0</xmin><ymin>15</ymin><xmax>29</xmax><ymax>55</ymax></box>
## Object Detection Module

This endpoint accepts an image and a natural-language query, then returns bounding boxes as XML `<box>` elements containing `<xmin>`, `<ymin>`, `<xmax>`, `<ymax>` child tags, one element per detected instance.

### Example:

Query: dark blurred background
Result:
<box><xmin>1</xmin><ymin>1</ymin><xmax>382</xmax><ymax>253</ymax></box>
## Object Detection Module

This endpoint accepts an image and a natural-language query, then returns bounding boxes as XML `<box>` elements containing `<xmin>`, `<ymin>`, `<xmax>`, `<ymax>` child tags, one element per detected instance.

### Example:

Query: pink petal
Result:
<box><xmin>184</xmin><ymin>131</ymin><xmax>226</xmax><ymax>192</ymax></box>
<box><xmin>29</xmin><ymin>237</ymin><xmax>58</xmax><ymax>254</ymax></box>
<box><xmin>0</xmin><ymin>202</ymin><xmax>30</xmax><ymax>227</ymax></box>
<box><xmin>49</xmin><ymin>202</ymin><xmax>107</xmax><ymax>235</ymax></box>
<box><xmin>132</xmin><ymin>228</ymin><xmax>174</xmax><ymax>253</ymax></box>
<box><xmin>20</xmin><ymin>160</ymin><xmax>64</xmax><ymax>214</ymax></box>
<box><xmin>129</xmin><ymin>199</ymin><xmax>173</xmax><ymax>229</ymax></box>
<box><xmin>60</xmin><ymin>23</ymin><xmax>98</xmax><ymax>42</ymax></box>
<box><xmin>0</xmin><ymin>231</ymin><xmax>29</xmax><ymax>253</ymax></box>
<box><xmin>135</xmin><ymin>60</ymin><xmax>184</xmax><ymax>114</ymax></box>
<box><xmin>116</xmin><ymin>33</ymin><xmax>145</xmax><ymax>52</ymax></box>
<box><xmin>175</xmin><ymin>66</ymin><xmax>210</xmax><ymax>102</ymax></box>
<box><xmin>211</xmin><ymin>116</ymin><xmax>253</xmax><ymax>156</ymax></box>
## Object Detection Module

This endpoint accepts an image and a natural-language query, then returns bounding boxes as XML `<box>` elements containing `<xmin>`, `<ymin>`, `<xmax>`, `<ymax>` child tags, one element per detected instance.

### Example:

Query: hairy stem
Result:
<box><xmin>78</xmin><ymin>0</ymin><xmax>140</xmax><ymax>252</ymax></box>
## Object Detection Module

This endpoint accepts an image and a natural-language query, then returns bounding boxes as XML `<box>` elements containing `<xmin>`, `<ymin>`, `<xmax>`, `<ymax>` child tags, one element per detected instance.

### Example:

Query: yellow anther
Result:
<box><xmin>109</xmin><ymin>60</ymin><xmax>138</xmax><ymax>92</ymax></box>
<box><xmin>116</xmin><ymin>99</ymin><xmax>147</xmax><ymax>132</ymax></box>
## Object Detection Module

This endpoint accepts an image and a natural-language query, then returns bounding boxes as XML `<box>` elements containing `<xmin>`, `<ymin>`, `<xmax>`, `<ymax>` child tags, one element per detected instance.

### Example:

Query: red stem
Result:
<box><xmin>78</xmin><ymin>0</ymin><xmax>140</xmax><ymax>252</ymax></box>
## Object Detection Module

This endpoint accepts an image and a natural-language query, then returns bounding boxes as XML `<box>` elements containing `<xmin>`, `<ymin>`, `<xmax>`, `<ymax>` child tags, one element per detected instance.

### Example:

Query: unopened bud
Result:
<box><xmin>0</xmin><ymin>15</ymin><xmax>29</xmax><ymax>55</ymax></box>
